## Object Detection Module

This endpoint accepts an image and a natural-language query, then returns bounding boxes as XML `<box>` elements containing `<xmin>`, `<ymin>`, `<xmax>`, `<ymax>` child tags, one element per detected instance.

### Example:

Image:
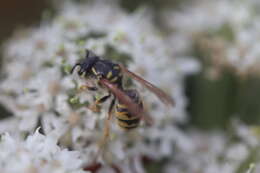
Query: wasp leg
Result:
<box><xmin>89</xmin><ymin>93</ymin><xmax>111</xmax><ymax>112</ymax></box>
<box><xmin>79</xmin><ymin>84</ymin><xmax>98</xmax><ymax>91</ymax></box>
<box><xmin>94</xmin><ymin>97</ymin><xmax>116</xmax><ymax>161</ymax></box>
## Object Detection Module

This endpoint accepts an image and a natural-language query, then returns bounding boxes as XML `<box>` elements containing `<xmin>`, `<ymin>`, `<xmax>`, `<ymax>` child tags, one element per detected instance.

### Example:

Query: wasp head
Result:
<box><xmin>71</xmin><ymin>49</ymin><xmax>99</xmax><ymax>76</ymax></box>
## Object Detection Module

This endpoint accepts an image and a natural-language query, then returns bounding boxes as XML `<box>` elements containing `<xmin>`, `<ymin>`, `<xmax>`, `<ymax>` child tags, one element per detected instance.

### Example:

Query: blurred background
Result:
<box><xmin>0</xmin><ymin>0</ymin><xmax>50</xmax><ymax>46</ymax></box>
<box><xmin>1</xmin><ymin>0</ymin><xmax>260</xmax><ymax>130</ymax></box>
<box><xmin>0</xmin><ymin>0</ymin><xmax>51</xmax><ymax>119</ymax></box>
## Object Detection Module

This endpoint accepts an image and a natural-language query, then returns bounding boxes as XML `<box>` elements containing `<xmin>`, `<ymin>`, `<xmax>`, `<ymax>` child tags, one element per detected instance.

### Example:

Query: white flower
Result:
<box><xmin>163</xmin><ymin>0</ymin><xmax>260</xmax><ymax>77</ymax></box>
<box><xmin>0</xmin><ymin>129</ymin><xmax>87</xmax><ymax>173</ymax></box>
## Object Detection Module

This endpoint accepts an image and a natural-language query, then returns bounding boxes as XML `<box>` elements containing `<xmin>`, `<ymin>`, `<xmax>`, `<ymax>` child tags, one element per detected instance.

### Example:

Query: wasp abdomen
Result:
<box><xmin>115</xmin><ymin>90</ymin><xmax>143</xmax><ymax>130</ymax></box>
<box><xmin>116</xmin><ymin>117</ymin><xmax>140</xmax><ymax>129</ymax></box>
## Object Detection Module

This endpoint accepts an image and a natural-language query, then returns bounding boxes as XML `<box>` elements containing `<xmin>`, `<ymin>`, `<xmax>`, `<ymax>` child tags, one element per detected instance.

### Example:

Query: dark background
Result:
<box><xmin>0</xmin><ymin>0</ymin><xmax>51</xmax><ymax>45</ymax></box>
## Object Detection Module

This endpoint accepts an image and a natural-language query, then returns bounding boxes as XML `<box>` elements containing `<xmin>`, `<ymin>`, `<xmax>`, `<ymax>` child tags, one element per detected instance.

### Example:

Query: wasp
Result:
<box><xmin>71</xmin><ymin>50</ymin><xmax>174</xmax><ymax>156</ymax></box>
<box><xmin>71</xmin><ymin>50</ymin><xmax>174</xmax><ymax>107</ymax></box>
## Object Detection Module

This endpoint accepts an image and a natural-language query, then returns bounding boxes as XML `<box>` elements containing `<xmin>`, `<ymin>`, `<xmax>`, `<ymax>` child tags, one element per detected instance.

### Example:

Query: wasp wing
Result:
<box><xmin>119</xmin><ymin>64</ymin><xmax>175</xmax><ymax>106</ymax></box>
<box><xmin>99</xmin><ymin>78</ymin><xmax>153</xmax><ymax>125</ymax></box>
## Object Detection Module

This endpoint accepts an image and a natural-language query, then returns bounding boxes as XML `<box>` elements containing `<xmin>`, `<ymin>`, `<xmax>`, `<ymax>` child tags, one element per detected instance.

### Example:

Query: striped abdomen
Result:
<box><xmin>115</xmin><ymin>89</ymin><xmax>143</xmax><ymax>130</ymax></box>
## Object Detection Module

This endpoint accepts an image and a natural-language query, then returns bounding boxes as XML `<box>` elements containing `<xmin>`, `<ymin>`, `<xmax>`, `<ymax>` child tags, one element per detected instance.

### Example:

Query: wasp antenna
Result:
<box><xmin>86</xmin><ymin>49</ymin><xmax>90</xmax><ymax>58</ymax></box>
<box><xmin>86</xmin><ymin>49</ymin><xmax>97</xmax><ymax>58</ymax></box>
<box><xmin>70</xmin><ymin>63</ymin><xmax>80</xmax><ymax>74</ymax></box>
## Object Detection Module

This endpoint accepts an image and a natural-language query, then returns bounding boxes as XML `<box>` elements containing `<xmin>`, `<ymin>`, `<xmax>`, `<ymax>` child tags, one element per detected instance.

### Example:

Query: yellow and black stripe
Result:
<box><xmin>115</xmin><ymin>90</ymin><xmax>143</xmax><ymax>130</ymax></box>
<box><xmin>107</xmin><ymin>65</ymin><xmax>122</xmax><ymax>85</ymax></box>
<box><xmin>92</xmin><ymin>64</ymin><xmax>122</xmax><ymax>86</ymax></box>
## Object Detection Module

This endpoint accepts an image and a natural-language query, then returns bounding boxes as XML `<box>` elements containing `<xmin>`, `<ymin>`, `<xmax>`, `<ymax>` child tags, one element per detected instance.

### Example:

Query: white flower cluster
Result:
<box><xmin>1</xmin><ymin>0</ymin><xmax>259</xmax><ymax>172</ymax></box>
<box><xmin>164</xmin><ymin>0</ymin><xmax>260</xmax><ymax>78</ymax></box>
<box><xmin>0</xmin><ymin>129</ymin><xmax>86</xmax><ymax>173</ymax></box>
<box><xmin>166</xmin><ymin>124</ymin><xmax>260</xmax><ymax>173</ymax></box>
<box><xmin>0</xmin><ymin>0</ymin><xmax>199</xmax><ymax>172</ymax></box>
